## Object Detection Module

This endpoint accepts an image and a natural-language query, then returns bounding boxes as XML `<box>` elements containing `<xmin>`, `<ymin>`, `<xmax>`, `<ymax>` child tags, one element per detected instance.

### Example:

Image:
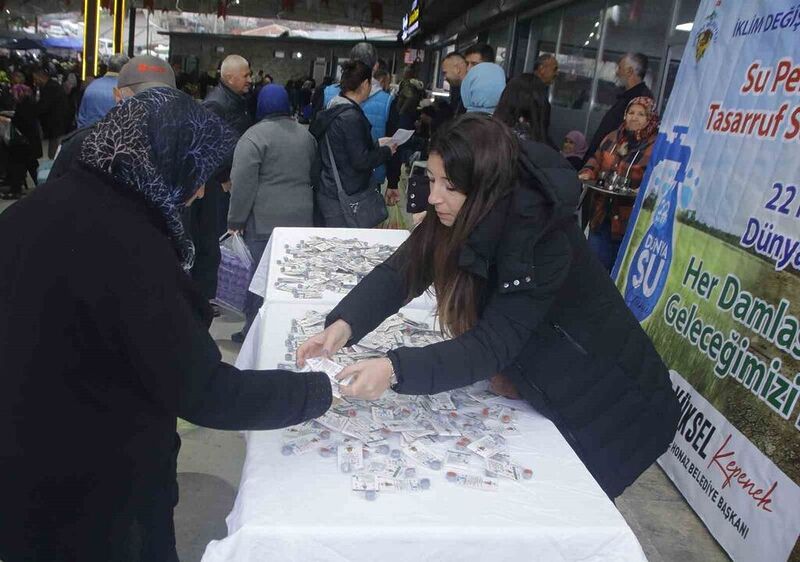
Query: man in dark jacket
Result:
<box><xmin>584</xmin><ymin>53</ymin><xmax>653</xmax><ymax>164</ymax></box>
<box><xmin>532</xmin><ymin>53</ymin><xmax>558</xmax><ymax>146</ymax></box>
<box><xmin>309</xmin><ymin>136</ymin><xmax>680</xmax><ymax>499</ymax></box>
<box><xmin>49</xmin><ymin>55</ymin><xmax>177</xmax><ymax>182</ymax></box>
<box><xmin>441</xmin><ymin>52</ymin><xmax>468</xmax><ymax>116</ymax></box>
<box><xmin>187</xmin><ymin>54</ymin><xmax>254</xmax><ymax>306</ymax></box>
<box><xmin>33</xmin><ymin>67</ymin><xmax>71</xmax><ymax>159</ymax></box>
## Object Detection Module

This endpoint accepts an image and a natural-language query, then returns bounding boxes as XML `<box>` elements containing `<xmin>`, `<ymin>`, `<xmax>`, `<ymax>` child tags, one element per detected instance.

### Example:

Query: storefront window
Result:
<box><xmin>673</xmin><ymin>0</ymin><xmax>704</xmax><ymax>38</ymax></box>
<box><xmin>659</xmin><ymin>0</ymin><xmax>702</xmax><ymax>113</ymax></box>
<box><xmin>487</xmin><ymin>21</ymin><xmax>512</xmax><ymax>69</ymax></box>
<box><xmin>547</xmin><ymin>0</ymin><xmax>606</xmax><ymax>145</ymax></box>
<box><xmin>524</xmin><ymin>9</ymin><xmax>560</xmax><ymax>74</ymax></box>
<box><xmin>593</xmin><ymin>1</ymin><xmax>673</xmax><ymax>112</ymax></box>
<box><xmin>510</xmin><ymin>17</ymin><xmax>533</xmax><ymax>78</ymax></box>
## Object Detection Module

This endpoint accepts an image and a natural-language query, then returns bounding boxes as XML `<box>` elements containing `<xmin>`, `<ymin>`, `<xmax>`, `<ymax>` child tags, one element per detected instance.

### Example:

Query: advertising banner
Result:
<box><xmin>614</xmin><ymin>0</ymin><xmax>800</xmax><ymax>559</ymax></box>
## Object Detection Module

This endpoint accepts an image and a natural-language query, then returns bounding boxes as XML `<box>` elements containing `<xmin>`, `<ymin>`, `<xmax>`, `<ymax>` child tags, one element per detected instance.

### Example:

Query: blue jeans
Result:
<box><xmin>588</xmin><ymin>219</ymin><xmax>621</xmax><ymax>273</ymax></box>
<box><xmin>240</xmin><ymin>232</ymin><xmax>270</xmax><ymax>337</ymax></box>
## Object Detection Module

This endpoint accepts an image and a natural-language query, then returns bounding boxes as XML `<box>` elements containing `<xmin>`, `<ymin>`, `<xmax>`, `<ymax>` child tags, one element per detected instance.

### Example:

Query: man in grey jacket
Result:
<box><xmin>227</xmin><ymin>84</ymin><xmax>317</xmax><ymax>342</ymax></box>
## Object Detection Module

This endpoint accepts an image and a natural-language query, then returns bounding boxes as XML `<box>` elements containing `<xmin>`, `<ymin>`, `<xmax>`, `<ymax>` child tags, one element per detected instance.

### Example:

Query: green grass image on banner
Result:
<box><xmin>616</xmin><ymin>209</ymin><xmax>800</xmax><ymax>484</ymax></box>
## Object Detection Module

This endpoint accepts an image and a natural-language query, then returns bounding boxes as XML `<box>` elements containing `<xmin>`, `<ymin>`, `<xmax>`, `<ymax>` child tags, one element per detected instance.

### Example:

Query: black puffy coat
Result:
<box><xmin>327</xmin><ymin>140</ymin><xmax>680</xmax><ymax>498</ymax></box>
<box><xmin>309</xmin><ymin>96</ymin><xmax>392</xmax><ymax>199</ymax></box>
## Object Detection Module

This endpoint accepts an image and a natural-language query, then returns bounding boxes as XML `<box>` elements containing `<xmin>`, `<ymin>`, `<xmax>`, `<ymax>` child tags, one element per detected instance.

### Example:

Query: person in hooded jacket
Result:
<box><xmin>0</xmin><ymin>88</ymin><xmax>331</xmax><ymax>562</ymax></box>
<box><xmin>310</xmin><ymin>60</ymin><xmax>396</xmax><ymax>227</ymax></box>
<box><xmin>460</xmin><ymin>62</ymin><xmax>507</xmax><ymax>115</ymax></box>
<box><xmin>297</xmin><ymin>114</ymin><xmax>680</xmax><ymax>499</ymax></box>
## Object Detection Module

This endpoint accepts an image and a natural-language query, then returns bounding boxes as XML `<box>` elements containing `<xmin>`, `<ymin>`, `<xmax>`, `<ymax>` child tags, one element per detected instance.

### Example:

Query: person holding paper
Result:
<box><xmin>310</xmin><ymin>60</ymin><xmax>397</xmax><ymax>227</ymax></box>
<box><xmin>297</xmin><ymin>113</ymin><xmax>680</xmax><ymax>499</ymax></box>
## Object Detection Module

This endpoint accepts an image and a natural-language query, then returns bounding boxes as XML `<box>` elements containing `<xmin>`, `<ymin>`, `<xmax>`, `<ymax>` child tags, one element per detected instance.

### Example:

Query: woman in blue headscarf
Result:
<box><xmin>460</xmin><ymin>62</ymin><xmax>507</xmax><ymax>114</ymax></box>
<box><xmin>228</xmin><ymin>83</ymin><xmax>318</xmax><ymax>342</ymax></box>
<box><xmin>0</xmin><ymin>87</ymin><xmax>332</xmax><ymax>562</ymax></box>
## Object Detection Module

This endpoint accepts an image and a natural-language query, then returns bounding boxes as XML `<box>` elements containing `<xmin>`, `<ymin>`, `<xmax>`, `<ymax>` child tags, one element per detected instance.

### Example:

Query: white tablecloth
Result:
<box><xmin>248</xmin><ymin>227</ymin><xmax>434</xmax><ymax>311</ymax></box>
<box><xmin>202</xmin><ymin>300</ymin><xmax>648</xmax><ymax>562</ymax></box>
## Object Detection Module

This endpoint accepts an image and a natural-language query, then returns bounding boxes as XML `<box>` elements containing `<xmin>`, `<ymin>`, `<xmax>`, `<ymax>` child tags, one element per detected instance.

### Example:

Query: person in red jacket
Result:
<box><xmin>579</xmin><ymin>96</ymin><xmax>659</xmax><ymax>271</ymax></box>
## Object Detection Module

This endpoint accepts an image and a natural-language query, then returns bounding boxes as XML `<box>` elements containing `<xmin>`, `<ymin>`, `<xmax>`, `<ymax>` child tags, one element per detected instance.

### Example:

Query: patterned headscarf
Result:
<box><xmin>80</xmin><ymin>87</ymin><xmax>236</xmax><ymax>269</ymax></box>
<box><xmin>619</xmin><ymin>96</ymin><xmax>659</xmax><ymax>144</ymax></box>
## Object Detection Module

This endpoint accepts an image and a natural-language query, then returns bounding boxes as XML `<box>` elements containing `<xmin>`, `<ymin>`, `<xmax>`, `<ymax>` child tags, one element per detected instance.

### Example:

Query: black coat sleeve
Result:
<box><xmin>86</xmin><ymin>234</ymin><xmax>332</xmax><ymax>430</ymax></box>
<box><xmin>339</xmin><ymin>112</ymin><xmax>392</xmax><ymax>175</ymax></box>
<box><xmin>385</xmin><ymin>100</ymin><xmax>402</xmax><ymax>190</ymax></box>
<box><xmin>203</xmin><ymin>99</ymin><xmax>235</xmax><ymax>183</ymax></box>
<box><xmin>326</xmin><ymin>240</ymin><xmax>421</xmax><ymax>344</ymax></box>
<box><xmin>388</xmin><ymin>228</ymin><xmax>572</xmax><ymax>395</ymax></box>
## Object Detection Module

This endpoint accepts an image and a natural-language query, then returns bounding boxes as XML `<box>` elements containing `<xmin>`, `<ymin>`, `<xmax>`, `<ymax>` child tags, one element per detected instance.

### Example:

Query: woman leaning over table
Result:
<box><xmin>297</xmin><ymin>113</ymin><xmax>679</xmax><ymax>499</ymax></box>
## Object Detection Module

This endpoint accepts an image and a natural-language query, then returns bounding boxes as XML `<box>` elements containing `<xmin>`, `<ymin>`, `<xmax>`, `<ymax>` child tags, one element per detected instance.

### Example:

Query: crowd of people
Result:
<box><xmin>0</xmin><ymin>42</ymin><xmax>679</xmax><ymax>562</ymax></box>
<box><xmin>0</xmin><ymin>53</ymin><xmax>81</xmax><ymax>197</ymax></box>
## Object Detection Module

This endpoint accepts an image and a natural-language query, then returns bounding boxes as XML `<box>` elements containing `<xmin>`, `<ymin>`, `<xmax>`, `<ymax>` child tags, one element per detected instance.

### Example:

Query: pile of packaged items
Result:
<box><xmin>274</xmin><ymin>237</ymin><xmax>399</xmax><ymax>300</ymax></box>
<box><xmin>278</xmin><ymin>310</ymin><xmax>534</xmax><ymax>501</ymax></box>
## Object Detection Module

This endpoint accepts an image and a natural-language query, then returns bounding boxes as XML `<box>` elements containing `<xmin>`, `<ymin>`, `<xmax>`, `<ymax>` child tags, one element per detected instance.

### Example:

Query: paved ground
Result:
<box><xmin>0</xmin><ymin>193</ymin><xmax>731</xmax><ymax>562</ymax></box>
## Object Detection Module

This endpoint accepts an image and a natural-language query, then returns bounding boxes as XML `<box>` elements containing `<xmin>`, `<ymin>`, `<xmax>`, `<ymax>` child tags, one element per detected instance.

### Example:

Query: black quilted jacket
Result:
<box><xmin>328</xmin><ymin>139</ymin><xmax>680</xmax><ymax>498</ymax></box>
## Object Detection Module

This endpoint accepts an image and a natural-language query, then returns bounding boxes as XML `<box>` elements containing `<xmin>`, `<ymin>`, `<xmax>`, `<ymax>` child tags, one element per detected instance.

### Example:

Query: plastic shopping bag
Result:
<box><xmin>380</xmin><ymin>201</ymin><xmax>409</xmax><ymax>230</ymax></box>
<box><xmin>379</xmin><ymin>170</ymin><xmax>411</xmax><ymax>231</ymax></box>
<box><xmin>215</xmin><ymin>232</ymin><xmax>253</xmax><ymax>314</ymax></box>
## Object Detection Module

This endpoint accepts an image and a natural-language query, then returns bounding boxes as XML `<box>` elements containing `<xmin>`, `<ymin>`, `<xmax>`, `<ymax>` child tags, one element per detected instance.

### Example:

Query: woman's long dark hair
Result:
<box><xmin>405</xmin><ymin>114</ymin><xmax>519</xmax><ymax>336</ymax></box>
<box><xmin>494</xmin><ymin>74</ymin><xmax>549</xmax><ymax>143</ymax></box>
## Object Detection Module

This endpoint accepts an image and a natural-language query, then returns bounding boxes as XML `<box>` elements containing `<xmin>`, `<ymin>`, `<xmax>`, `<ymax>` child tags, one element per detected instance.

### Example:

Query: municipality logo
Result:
<box><xmin>694</xmin><ymin>2</ymin><xmax>721</xmax><ymax>62</ymax></box>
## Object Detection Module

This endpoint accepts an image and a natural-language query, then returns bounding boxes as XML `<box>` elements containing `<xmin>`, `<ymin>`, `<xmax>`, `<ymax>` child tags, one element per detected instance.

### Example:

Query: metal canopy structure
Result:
<box><xmin>1</xmin><ymin>0</ymin><xmax>410</xmax><ymax>29</ymax></box>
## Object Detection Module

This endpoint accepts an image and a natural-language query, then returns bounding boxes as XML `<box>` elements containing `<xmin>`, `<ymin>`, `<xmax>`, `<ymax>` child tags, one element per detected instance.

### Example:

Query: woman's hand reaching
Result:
<box><xmin>296</xmin><ymin>319</ymin><xmax>352</xmax><ymax>367</ymax></box>
<box><xmin>335</xmin><ymin>358</ymin><xmax>394</xmax><ymax>400</ymax></box>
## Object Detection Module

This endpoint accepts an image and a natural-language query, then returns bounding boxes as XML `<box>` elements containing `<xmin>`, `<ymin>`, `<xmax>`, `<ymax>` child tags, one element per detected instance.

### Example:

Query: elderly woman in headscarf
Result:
<box><xmin>227</xmin><ymin>83</ymin><xmax>317</xmax><ymax>343</ymax></box>
<box><xmin>561</xmin><ymin>130</ymin><xmax>588</xmax><ymax>170</ymax></box>
<box><xmin>0</xmin><ymin>88</ymin><xmax>331</xmax><ymax>562</ymax></box>
<box><xmin>579</xmin><ymin>96</ymin><xmax>659</xmax><ymax>271</ymax></box>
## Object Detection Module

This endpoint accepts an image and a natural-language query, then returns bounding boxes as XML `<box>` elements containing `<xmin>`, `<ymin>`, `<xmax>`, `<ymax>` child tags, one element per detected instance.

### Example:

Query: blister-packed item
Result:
<box><xmin>428</xmin><ymin>392</ymin><xmax>457</xmax><ymax>411</ymax></box>
<box><xmin>466</xmin><ymin>434</ymin><xmax>506</xmax><ymax>459</ymax></box>
<box><xmin>445</xmin><ymin>450</ymin><xmax>481</xmax><ymax>472</ymax></box>
<box><xmin>485</xmin><ymin>456</ymin><xmax>524</xmax><ymax>481</ymax></box>
<box><xmin>445</xmin><ymin>471</ymin><xmax>500</xmax><ymax>491</ymax></box>
<box><xmin>282</xmin><ymin>432</ymin><xmax>325</xmax><ymax>455</ymax></box>
<box><xmin>401</xmin><ymin>442</ymin><xmax>443</xmax><ymax>470</ymax></box>
<box><xmin>338</xmin><ymin>443</ymin><xmax>365</xmax><ymax>472</ymax></box>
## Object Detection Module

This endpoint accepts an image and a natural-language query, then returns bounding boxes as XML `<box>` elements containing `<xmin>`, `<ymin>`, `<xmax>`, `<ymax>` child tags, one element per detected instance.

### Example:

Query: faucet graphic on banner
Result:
<box><xmin>624</xmin><ymin>125</ymin><xmax>693</xmax><ymax>322</ymax></box>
